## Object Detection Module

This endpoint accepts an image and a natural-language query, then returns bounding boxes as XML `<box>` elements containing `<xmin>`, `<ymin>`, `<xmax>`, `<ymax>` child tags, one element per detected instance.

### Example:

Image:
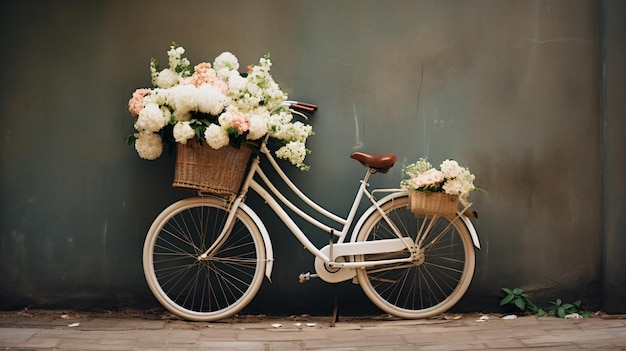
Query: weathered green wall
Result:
<box><xmin>1</xmin><ymin>0</ymin><xmax>624</xmax><ymax>315</ymax></box>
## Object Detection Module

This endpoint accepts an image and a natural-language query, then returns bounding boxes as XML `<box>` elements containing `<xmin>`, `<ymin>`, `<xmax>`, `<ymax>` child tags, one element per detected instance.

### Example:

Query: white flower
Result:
<box><xmin>134</xmin><ymin>103</ymin><xmax>169</xmax><ymax>133</ymax></box>
<box><xmin>150</xmin><ymin>62</ymin><xmax>159</xmax><ymax>85</ymax></box>
<box><xmin>165</xmin><ymin>84</ymin><xmax>228</xmax><ymax>119</ymax></box>
<box><xmin>443</xmin><ymin>177</ymin><xmax>474</xmax><ymax>197</ymax></box>
<box><xmin>154</xmin><ymin>68</ymin><xmax>180</xmax><ymax>88</ymax></box>
<box><xmin>247</xmin><ymin>113</ymin><xmax>269</xmax><ymax>140</ymax></box>
<box><xmin>165</xmin><ymin>84</ymin><xmax>197</xmax><ymax>119</ymax></box>
<box><xmin>276</xmin><ymin>141</ymin><xmax>308</xmax><ymax>169</ymax></box>
<box><xmin>224</xmin><ymin>70</ymin><xmax>247</xmax><ymax>91</ymax></box>
<box><xmin>268</xmin><ymin>111</ymin><xmax>313</xmax><ymax>143</ymax></box>
<box><xmin>441</xmin><ymin>159</ymin><xmax>462</xmax><ymax>179</ymax></box>
<box><xmin>268</xmin><ymin>111</ymin><xmax>293</xmax><ymax>125</ymax></box>
<box><xmin>446</xmin><ymin>168</ymin><xmax>476</xmax><ymax>197</ymax></box>
<box><xmin>135</xmin><ymin>132</ymin><xmax>163</xmax><ymax>160</ymax></box>
<box><xmin>143</xmin><ymin>89</ymin><xmax>167</xmax><ymax>105</ymax></box>
<box><xmin>288</xmin><ymin>121</ymin><xmax>314</xmax><ymax>142</ymax></box>
<box><xmin>230</xmin><ymin>56</ymin><xmax>288</xmax><ymax>113</ymax></box>
<box><xmin>214</xmin><ymin>52</ymin><xmax>239</xmax><ymax>73</ymax></box>
<box><xmin>195</xmin><ymin>84</ymin><xmax>228</xmax><ymax>115</ymax></box>
<box><xmin>167</xmin><ymin>46</ymin><xmax>189</xmax><ymax>71</ymax></box>
<box><xmin>204</xmin><ymin>123</ymin><xmax>230</xmax><ymax>149</ymax></box>
<box><xmin>173</xmin><ymin>122</ymin><xmax>195</xmax><ymax>144</ymax></box>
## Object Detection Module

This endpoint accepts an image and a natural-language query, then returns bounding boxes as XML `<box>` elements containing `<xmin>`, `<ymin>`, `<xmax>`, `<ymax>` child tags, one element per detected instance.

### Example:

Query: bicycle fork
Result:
<box><xmin>196</xmin><ymin>196</ymin><xmax>244</xmax><ymax>261</ymax></box>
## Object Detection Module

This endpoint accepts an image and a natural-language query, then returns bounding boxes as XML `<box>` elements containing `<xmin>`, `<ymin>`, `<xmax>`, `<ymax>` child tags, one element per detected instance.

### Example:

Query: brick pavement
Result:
<box><xmin>0</xmin><ymin>309</ymin><xmax>625</xmax><ymax>350</ymax></box>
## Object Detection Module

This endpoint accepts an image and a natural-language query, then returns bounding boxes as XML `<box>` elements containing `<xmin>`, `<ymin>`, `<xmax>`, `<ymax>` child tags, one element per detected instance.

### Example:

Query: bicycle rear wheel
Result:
<box><xmin>143</xmin><ymin>197</ymin><xmax>265</xmax><ymax>321</ymax></box>
<box><xmin>355</xmin><ymin>195</ymin><xmax>475</xmax><ymax>318</ymax></box>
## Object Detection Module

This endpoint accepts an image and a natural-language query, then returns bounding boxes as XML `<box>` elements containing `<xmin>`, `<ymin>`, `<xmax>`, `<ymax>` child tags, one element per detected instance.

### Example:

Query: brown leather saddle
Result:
<box><xmin>350</xmin><ymin>152</ymin><xmax>397</xmax><ymax>173</ymax></box>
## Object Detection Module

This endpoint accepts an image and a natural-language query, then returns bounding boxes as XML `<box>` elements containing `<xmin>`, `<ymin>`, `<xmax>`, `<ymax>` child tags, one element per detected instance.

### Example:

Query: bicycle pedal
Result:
<box><xmin>298</xmin><ymin>272</ymin><xmax>318</xmax><ymax>283</ymax></box>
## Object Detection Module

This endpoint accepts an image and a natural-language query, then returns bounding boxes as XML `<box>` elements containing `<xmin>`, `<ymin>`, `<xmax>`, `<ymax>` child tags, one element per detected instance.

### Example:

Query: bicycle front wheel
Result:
<box><xmin>143</xmin><ymin>197</ymin><xmax>265</xmax><ymax>321</ymax></box>
<box><xmin>355</xmin><ymin>195</ymin><xmax>475</xmax><ymax>318</ymax></box>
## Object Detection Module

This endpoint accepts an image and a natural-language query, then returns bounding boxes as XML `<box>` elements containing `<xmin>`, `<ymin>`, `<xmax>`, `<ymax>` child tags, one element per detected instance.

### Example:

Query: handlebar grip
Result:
<box><xmin>291</xmin><ymin>104</ymin><xmax>316</xmax><ymax>113</ymax></box>
<box><xmin>295</xmin><ymin>101</ymin><xmax>318</xmax><ymax>111</ymax></box>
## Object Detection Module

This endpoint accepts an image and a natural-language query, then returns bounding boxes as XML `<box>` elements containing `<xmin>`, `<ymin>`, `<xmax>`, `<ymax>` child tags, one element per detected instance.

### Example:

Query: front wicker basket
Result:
<box><xmin>173</xmin><ymin>142</ymin><xmax>253</xmax><ymax>198</ymax></box>
<box><xmin>409</xmin><ymin>191</ymin><xmax>459</xmax><ymax>216</ymax></box>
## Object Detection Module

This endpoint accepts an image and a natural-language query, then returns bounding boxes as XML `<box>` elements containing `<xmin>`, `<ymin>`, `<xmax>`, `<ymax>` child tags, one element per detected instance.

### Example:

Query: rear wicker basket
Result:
<box><xmin>409</xmin><ymin>191</ymin><xmax>459</xmax><ymax>216</ymax></box>
<box><xmin>173</xmin><ymin>142</ymin><xmax>253</xmax><ymax>198</ymax></box>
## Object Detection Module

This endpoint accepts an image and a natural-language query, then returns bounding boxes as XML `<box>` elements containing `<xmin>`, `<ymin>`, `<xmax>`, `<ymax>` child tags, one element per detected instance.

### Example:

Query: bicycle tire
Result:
<box><xmin>355</xmin><ymin>195</ymin><xmax>475</xmax><ymax>318</ymax></box>
<box><xmin>143</xmin><ymin>197</ymin><xmax>265</xmax><ymax>321</ymax></box>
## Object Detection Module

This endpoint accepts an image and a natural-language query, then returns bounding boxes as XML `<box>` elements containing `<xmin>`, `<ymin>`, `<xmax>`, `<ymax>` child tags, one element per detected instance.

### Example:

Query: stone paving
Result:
<box><xmin>0</xmin><ymin>309</ymin><xmax>625</xmax><ymax>350</ymax></box>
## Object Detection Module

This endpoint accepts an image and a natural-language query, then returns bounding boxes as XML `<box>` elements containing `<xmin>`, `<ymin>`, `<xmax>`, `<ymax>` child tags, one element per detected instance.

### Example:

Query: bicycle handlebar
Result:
<box><xmin>283</xmin><ymin>100</ymin><xmax>317</xmax><ymax>121</ymax></box>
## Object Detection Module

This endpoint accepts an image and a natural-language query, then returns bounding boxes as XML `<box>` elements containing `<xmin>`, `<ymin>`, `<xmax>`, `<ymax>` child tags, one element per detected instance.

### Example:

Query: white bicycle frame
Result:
<box><xmin>199</xmin><ymin>137</ymin><xmax>480</xmax><ymax>282</ymax></box>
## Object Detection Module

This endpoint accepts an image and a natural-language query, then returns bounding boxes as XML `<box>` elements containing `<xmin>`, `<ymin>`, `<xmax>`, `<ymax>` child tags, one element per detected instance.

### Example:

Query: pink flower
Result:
<box><xmin>229</xmin><ymin>106</ymin><xmax>250</xmax><ymax>134</ymax></box>
<box><xmin>128</xmin><ymin>88</ymin><xmax>149</xmax><ymax>117</ymax></box>
<box><xmin>219</xmin><ymin>106</ymin><xmax>250</xmax><ymax>135</ymax></box>
<box><xmin>410</xmin><ymin>169</ymin><xmax>444</xmax><ymax>188</ymax></box>
<box><xmin>185</xmin><ymin>62</ymin><xmax>228</xmax><ymax>94</ymax></box>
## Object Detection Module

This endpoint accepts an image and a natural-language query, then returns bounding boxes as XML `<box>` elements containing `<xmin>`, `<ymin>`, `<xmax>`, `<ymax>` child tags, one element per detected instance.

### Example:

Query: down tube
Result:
<box><xmin>249</xmin><ymin>179</ymin><xmax>330</xmax><ymax>263</ymax></box>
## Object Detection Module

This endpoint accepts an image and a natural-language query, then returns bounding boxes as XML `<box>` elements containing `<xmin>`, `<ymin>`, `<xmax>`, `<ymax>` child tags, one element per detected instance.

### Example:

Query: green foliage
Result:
<box><xmin>500</xmin><ymin>288</ymin><xmax>587</xmax><ymax>318</ymax></box>
<box><xmin>547</xmin><ymin>299</ymin><xmax>590</xmax><ymax>318</ymax></box>
<box><xmin>500</xmin><ymin>288</ymin><xmax>543</xmax><ymax>315</ymax></box>
<box><xmin>124</xmin><ymin>133</ymin><xmax>136</xmax><ymax>145</ymax></box>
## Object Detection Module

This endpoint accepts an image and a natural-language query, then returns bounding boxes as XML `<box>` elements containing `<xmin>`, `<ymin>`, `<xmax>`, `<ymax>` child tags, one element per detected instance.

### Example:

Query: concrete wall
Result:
<box><xmin>1</xmin><ymin>0</ymin><xmax>624</xmax><ymax>315</ymax></box>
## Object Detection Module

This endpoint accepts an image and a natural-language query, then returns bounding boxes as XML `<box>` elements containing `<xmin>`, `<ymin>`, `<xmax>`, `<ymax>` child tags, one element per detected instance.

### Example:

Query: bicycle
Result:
<box><xmin>142</xmin><ymin>101</ymin><xmax>481</xmax><ymax>321</ymax></box>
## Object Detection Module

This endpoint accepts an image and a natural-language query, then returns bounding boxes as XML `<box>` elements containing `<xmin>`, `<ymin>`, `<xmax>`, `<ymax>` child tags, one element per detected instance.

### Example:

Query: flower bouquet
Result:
<box><xmin>127</xmin><ymin>43</ymin><xmax>314</xmax><ymax>197</ymax></box>
<box><xmin>401</xmin><ymin>158</ymin><xmax>478</xmax><ymax>216</ymax></box>
<box><xmin>127</xmin><ymin>43</ymin><xmax>314</xmax><ymax>171</ymax></box>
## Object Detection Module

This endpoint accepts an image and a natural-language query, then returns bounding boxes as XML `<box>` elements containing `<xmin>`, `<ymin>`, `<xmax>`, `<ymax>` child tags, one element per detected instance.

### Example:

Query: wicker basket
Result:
<box><xmin>173</xmin><ymin>142</ymin><xmax>253</xmax><ymax>198</ymax></box>
<box><xmin>409</xmin><ymin>191</ymin><xmax>459</xmax><ymax>216</ymax></box>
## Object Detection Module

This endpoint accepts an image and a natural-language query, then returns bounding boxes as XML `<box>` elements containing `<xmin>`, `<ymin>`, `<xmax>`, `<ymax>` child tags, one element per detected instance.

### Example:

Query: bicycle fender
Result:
<box><xmin>237</xmin><ymin>202</ymin><xmax>274</xmax><ymax>281</ymax></box>
<box><xmin>350</xmin><ymin>191</ymin><xmax>481</xmax><ymax>249</ymax></box>
<box><xmin>460</xmin><ymin>216</ymin><xmax>481</xmax><ymax>249</ymax></box>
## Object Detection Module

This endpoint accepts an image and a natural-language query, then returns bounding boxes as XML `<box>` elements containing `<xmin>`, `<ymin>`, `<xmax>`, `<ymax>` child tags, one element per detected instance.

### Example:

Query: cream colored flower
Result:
<box><xmin>173</xmin><ymin>122</ymin><xmax>195</xmax><ymax>144</ymax></box>
<box><xmin>135</xmin><ymin>132</ymin><xmax>163</xmax><ymax>160</ymax></box>
<box><xmin>204</xmin><ymin>124</ymin><xmax>230</xmax><ymax>149</ymax></box>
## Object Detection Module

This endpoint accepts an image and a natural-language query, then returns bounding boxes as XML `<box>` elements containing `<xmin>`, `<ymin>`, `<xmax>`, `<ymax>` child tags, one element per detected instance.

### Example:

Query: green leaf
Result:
<box><xmin>514</xmin><ymin>298</ymin><xmax>526</xmax><ymax>311</ymax></box>
<box><xmin>557</xmin><ymin>307</ymin><xmax>566</xmax><ymax>319</ymax></box>
<box><xmin>124</xmin><ymin>133</ymin><xmax>137</xmax><ymax>145</ymax></box>
<box><xmin>526</xmin><ymin>301</ymin><xmax>540</xmax><ymax>314</ymax></box>
<box><xmin>512</xmin><ymin>288</ymin><xmax>524</xmax><ymax>295</ymax></box>
<box><xmin>500</xmin><ymin>294</ymin><xmax>514</xmax><ymax>306</ymax></box>
<box><xmin>501</xmin><ymin>288</ymin><xmax>514</xmax><ymax>295</ymax></box>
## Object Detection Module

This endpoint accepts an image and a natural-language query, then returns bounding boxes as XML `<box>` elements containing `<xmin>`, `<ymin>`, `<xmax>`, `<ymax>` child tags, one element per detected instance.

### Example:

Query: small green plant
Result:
<box><xmin>500</xmin><ymin>288</ymin><xmax>543</xmax><ymax>315</ymax></box>
<box><xmin>547</xmin><ymin>299</ymin><xmax>589</xmax><ymax>318</ymax></box>
<box><xmin>500</xmin><ymin>288</ymin><xmax>587</xmax><ymax>318</ymax></box>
